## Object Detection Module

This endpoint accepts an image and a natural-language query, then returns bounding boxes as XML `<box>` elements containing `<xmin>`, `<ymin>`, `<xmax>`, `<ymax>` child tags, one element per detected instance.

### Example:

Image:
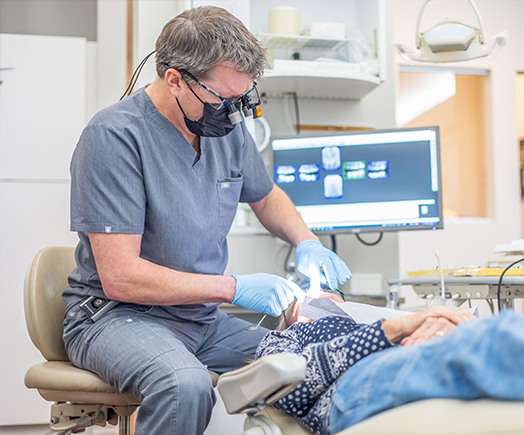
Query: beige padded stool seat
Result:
<box><xmin>25</xmin><ymin>361</ymin><xmax>140</xmax><ymax>407</ymax></box>
<box><xmin>24</xmin><ymin>246</ymin><xmax>220</xmax><ymax>434</ymax></box>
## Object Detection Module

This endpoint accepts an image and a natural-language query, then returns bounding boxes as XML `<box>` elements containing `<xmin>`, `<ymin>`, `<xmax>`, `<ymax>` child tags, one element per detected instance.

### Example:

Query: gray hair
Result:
<box><xmin>155</xmin><ymin>6</ymin><xmax>268</xmax><ymax>81</ymax></box>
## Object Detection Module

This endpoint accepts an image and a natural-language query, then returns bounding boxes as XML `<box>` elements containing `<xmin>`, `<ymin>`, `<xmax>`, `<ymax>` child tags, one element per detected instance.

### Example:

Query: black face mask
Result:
<box><xmin>176</xmin><ymin>97</ymin><xmax>237</xmax><ymax>138</ymax></box>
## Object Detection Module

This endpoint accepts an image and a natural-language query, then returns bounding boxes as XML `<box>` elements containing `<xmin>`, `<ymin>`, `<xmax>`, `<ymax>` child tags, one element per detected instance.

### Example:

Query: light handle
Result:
<box><xmin>415</xmin><ymin>0</ymin><xmax>486</xmax><ymax>49</ymax></box>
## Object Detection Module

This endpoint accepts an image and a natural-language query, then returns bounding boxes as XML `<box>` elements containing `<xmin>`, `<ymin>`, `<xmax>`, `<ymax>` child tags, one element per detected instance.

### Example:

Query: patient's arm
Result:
<box><xmin>255</xmin><ymin>316</ymin><xmax>393</xmax><ymax>417</ymax></box>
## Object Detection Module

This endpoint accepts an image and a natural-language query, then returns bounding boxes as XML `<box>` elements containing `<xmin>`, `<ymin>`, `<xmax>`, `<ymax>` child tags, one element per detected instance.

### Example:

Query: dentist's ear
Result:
<box><xmin>164</xmin><ymin>68</ymin><xmax>186</xmax><ymax>98</ymax></box>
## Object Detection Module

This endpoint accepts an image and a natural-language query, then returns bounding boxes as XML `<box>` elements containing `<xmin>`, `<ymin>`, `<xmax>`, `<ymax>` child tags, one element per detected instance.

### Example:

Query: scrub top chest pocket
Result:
<box><xmin>217</xmin><ymin>176</ymin><xmax>244</xmax><ymax>244</ymax></box>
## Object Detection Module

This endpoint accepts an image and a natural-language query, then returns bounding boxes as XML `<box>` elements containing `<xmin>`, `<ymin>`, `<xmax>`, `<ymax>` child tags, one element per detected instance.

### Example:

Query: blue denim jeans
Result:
<box><xmin>329</xmin><ymin>311</ymin><xmax>524</xmax><ymax>434</ymax></box>
<box><xmin>63</xmin><ymin>303</ymin><xmax>268</xmax><ymax>435</ymax></box>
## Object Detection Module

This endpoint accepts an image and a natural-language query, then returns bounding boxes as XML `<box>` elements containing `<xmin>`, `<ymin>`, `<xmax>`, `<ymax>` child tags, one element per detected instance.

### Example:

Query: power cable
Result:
<box><xmin>120</xmin><ymin>50</ymin><xmax>155</xmax><ymax>101</ymax></box>
<box><xmin>355</xmin><ymin>232</ymin><xmax>383</xmax><ymax>246</ymax></box>
<box><xmin>497</xmin><ymin>257</ymin><xmax>524</xmax><ymax>312</ymax></box>
<box><xmin>331</xmin><ymin>235</ymin><xmax>337</xmax><ymax>254</ymax></box>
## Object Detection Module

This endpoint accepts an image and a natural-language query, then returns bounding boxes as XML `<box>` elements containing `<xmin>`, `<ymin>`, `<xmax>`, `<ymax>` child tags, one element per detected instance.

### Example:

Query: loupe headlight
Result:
<box><xmin>227</xmin><ymin>84</ymin><xmax>262</xmax><ymax>125</ymax></box>
<box><xmin>242</xmin><ymin>85</ymin><xmax>262</xmax><ymax>119</ymax></box>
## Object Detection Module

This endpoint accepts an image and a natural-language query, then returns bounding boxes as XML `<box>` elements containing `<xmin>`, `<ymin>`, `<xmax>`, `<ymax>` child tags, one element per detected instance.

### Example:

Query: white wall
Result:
<box><xmin>96</xmin><ymin>0</ymin><xmax>127</xmax><ymax>110</ymax></box>
<box><xmin>517</xmin><ymin>73</ymin><xmax>524</xmax><ymax>140</ymax></box>
<box><xmin>393</xmin><ymin>1</ymin><xmax>524</xmax><ymax>304</ymax></box>
<box><xmin>134</xmin><ymin>0</ymin><xmax>190</xmax><ymax>90</ymax></box>
<box><xmin>0</xmin><ymin>0</ymin><xmax>97</xmax><ymax>41</ymax></box>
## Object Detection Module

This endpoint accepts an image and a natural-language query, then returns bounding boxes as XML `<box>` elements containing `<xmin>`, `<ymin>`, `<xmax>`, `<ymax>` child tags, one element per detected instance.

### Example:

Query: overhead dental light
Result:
<box><xmin>393</xmin><ymin>0</ymin><xmax>507</xmax><ymax>63</ymax></box>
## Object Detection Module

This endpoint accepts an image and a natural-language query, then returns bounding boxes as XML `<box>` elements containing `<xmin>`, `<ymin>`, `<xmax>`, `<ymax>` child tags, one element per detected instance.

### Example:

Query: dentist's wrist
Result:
<box><xmin>223</xmin><ymin>275</ymin><xmax>237</xmax><ymax>303</ymax></box>
<box><xmin>294</xmin><ymin>236</ymin><xmax>319</xmax><ymax>249</ymax></box>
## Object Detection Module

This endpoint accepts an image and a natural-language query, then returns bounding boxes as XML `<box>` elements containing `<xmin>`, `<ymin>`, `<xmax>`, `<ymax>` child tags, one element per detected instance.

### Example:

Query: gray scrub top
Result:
<box><xmin>64</xmin><ymin>87</ymin><xmax>274</xmax><ymax>323</ymax></box>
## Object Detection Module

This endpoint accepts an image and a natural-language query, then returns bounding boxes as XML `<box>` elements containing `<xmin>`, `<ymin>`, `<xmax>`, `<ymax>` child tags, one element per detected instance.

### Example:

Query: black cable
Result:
<box><xmin>331</xmin><ymin>235</ymin><xmax>337</xmax><ymax>254</ymax></box>
<box><xmin>120</xmin><ymin>57</ymin><xmax>146</xmax><ymax>99</ymax></box>
<box><xmin>292</xmin><ymin>92</ymin><xmax>300</xmax><ymax>134</ymax></box>
<box><xmin>497</xmin><ymin>257</ymin><xmax>524</xmax><ymax>312</ymax></box>
<box><xmin>120</xmin><ymin>50</ymin><xmax>156</xmax><ymax>101</ymax></box>
<box><xmin>120</xmin><ymin>55</ymin><xmax>149</xmax><ymax>100</ymax></box>
<box><xmin>121</xmin><ymin>50</ymin><xmax>154</xmax><ymax>99</ymax></box>
<box><xmin>355</xmin><ymin>232</ymin><xmax>383</xmax><ymax>246</ymax></box>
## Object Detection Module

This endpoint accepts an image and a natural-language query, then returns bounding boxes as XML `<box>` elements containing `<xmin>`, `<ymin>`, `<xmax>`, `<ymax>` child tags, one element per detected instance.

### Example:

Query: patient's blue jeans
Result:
<box><xmin>63</xmin><ymin>304</ymin><xmax>268</xmax><ymax>435</ymax></box>
<box><xmin>329</xmin><ymin>311</ymin><xmax>524</xmax><ymax>434</ymax></box>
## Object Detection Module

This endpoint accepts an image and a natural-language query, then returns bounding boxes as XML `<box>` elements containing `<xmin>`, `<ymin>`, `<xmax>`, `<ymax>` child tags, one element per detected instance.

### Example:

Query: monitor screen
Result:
<box><xmin>272</xmin><ymin>126</ymin><xmax>443</xmax><ymax>234</ymax></box>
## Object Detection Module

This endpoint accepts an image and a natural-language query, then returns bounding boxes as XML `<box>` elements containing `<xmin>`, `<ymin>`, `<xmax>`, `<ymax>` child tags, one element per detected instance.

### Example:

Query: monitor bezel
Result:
<box><xmin>271</xmin><ymin>126</ymin><xmax>444</xmax><ymax>235</ymax></box>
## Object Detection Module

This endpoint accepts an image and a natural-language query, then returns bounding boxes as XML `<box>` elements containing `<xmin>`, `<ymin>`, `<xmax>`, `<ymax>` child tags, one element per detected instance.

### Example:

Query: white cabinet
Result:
<box><xmin>0</xmin><ymin>34</ymin><xmax>85</xmax><ymax>426</ymax></box>
<box><xmin>0</xmin><ymin>34</ymin><xmax>85</xmax><ymax>180</ymax></box>
<box><xmin>0</xmin><ymin>183</ymin><xmax>77</xmax><ymax>425</ymax></box>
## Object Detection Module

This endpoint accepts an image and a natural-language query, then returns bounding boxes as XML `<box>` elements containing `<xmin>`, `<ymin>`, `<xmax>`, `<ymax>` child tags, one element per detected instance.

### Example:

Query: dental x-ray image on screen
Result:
<box><xmin>321</xmin><ymin>146</ymin><xmax>341</xmax><ymax>171</ymax></box>
<box><xmin>298</xmin><ymin>164</ymin><xmax>320</xmax><ymax>182</ymax></box>
<box><xmin>324</xmin><ymin>174</ymin><xmax>343</xmax><ymax>199</ymax></box>
<box><xmin>274</xmin><ymin>165</ymin><xmax>296</xmax><ymax>183</ymax></box>
<box><xmin>368</xmin><ymin>160</ymin><xmax>390</xmax><ymax>179</ymax></box>
<box><xmin>343</xmin><ymin>161</ymin><xmax>366</xmax><ymax>180</ymax></box>
<box><xmin>272</xmin><ymin>127</ymin><xmax>443</xmax><ymax>234</ymax></box>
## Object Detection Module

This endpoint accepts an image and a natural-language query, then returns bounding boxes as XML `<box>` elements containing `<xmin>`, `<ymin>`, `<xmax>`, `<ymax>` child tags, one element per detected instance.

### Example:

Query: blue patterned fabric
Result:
<box><xmin>255</xmin><ymin>316</ymin><xmax>393</xmax><ymax>434</ymax></box>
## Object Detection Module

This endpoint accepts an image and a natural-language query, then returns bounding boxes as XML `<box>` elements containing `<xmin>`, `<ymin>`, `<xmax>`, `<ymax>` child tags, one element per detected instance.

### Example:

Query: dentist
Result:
<box><xmin>62</xmin><ymin>6</ymin><xmax>350</xmax><ymax>435</ymax></box>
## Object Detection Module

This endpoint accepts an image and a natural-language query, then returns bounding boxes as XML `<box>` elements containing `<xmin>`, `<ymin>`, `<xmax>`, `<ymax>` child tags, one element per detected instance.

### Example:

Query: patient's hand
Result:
<box><xmin>400</xmin><ymin>317</ymin><xmax>456</xmax><ymax>346</ymax></box>
<box><xmin>382</xmin><ymin>306</ymin><xmax>475</xmax><ymax>345</ymax></box>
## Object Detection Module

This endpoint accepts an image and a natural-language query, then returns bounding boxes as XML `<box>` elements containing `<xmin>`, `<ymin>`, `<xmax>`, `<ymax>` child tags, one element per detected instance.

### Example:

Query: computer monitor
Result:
<box><xmin>272</xmin><ymin>126</ymin><xmax>443</xmax><ymax>234</ymax></box>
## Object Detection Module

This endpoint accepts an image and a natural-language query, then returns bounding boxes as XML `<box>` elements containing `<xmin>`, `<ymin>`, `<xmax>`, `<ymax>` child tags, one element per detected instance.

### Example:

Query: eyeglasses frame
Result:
<box><xmin>172</xmin><ymin>67</ymin><xmax>258</xmax><ymax>110</ymax></box>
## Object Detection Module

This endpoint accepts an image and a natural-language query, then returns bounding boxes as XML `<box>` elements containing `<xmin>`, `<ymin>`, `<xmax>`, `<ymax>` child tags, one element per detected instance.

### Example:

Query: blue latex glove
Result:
<box><xmin>232</xmin><ymin>273</ymin><xmax>305</xmax><ymax>317</ymax></box>
<box><xmin>296</xmin><ymin>240</ymin><xmax>352</xmax><ymax>290</ymax></box>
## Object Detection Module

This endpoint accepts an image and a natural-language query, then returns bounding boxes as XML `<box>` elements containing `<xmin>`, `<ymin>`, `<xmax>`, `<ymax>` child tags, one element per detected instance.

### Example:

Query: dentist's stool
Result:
<box><xmin>24</xmin><ymin>246</ymin><xmax>140</xmax><ymax>434</ymax></box>
<box><xmin>24</xmin><ymin>246</ymin><xmax>222</xmax><ymax>434</ymax></box>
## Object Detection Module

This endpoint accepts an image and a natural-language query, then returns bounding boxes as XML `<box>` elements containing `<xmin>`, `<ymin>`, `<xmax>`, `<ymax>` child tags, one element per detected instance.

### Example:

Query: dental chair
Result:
<box><xmin>22</xmin><ymin>246</ymin><xmax>220</xmax><ymax>434</ymax></box>
<box><xmin>218</xmin><ymin>340</ymin><xmax>524</xmax><ymax>435</ymax></box>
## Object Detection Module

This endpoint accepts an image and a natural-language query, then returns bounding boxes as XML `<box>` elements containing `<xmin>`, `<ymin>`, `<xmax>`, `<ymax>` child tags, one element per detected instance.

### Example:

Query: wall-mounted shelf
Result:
<box><xmin>259</xmin><ymin>61</ymin><xmax>381</xmax><ymax>100</ymax></box>
<box><xmin>258</xmin><ymin>32</ymin><xmax>349</xmax><ymax>52</ymax></box>
<box><xmin>257</xmin><ymin>32</ymin><xmax>382</xmax><ymax>100</ymax></box>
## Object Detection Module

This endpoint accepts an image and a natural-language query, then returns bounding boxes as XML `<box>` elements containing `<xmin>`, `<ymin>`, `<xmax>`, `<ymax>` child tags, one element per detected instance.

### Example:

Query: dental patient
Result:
<box><xmin>255</xmin><ymin>293</ymin><xmax>524</xmax><ymax>435</ymax></box>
